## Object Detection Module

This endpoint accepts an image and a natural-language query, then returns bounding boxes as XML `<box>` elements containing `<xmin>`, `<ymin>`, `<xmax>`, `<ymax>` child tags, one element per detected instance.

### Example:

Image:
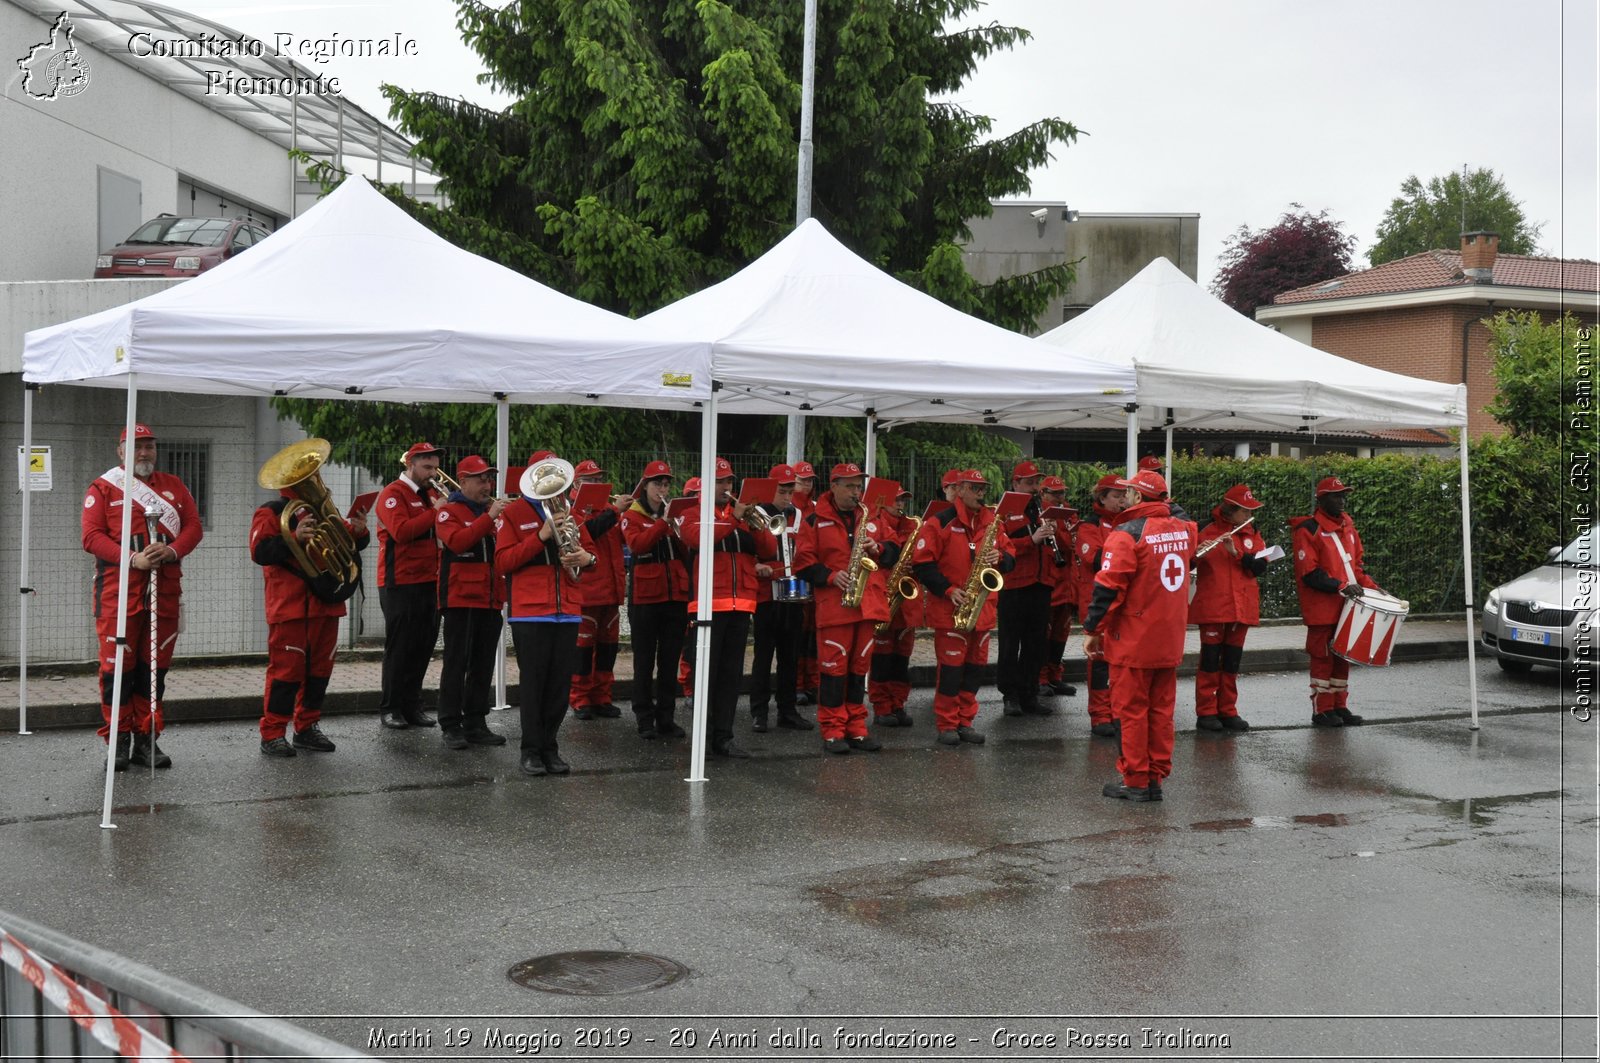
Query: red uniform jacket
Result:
<box><xmin>82</xmin><ymin>471</ymin><xmax>203</xmax><ymax>618</ymax></box>
<box><xmin>1073</xmin><ymin>509</ymin><xmax>1117</xmax><ymax>614</ymax></box>
<box><xmin>1188</xmin><ymin>509</ymin><xmax>1270</xmax><ymax>626</ymax></box>
<box><xmin>622</xmin><ymin>501</ymin><xmax>690</xmax><ymax>606</ymax></box>
<box><xmin>495</xmin><ymin>497</ymin><xmax>593</xmax><ymax>619</ymax></box>
<box><xmin>435</xmin><ymin>497</ymin><xmax>503</xmax><ymax>610</ymax></box>
<box><xmin>570</xmin><ymin>503</ymin><xmax>626</xmax><ymax>608</ymax></box>
<box><xmin>376</xmin><ymin>475</ymin><xmax>442</xmax><ymax>588</ymax></box>
<box><xmin>677</xmin><ymin>504</ymin><xmax>778</xmax><ymax>613</ymax></box>
<box><xmin>1049</xmin><ymin>521</ymin><xmax>1078</xmax><ymax>608</ymax></box>
<box><xmin>250</xmin><ymin>500</ymin><xmax>368</xmax><ymax>622</ymax></box>
<box><xmin>1292</xmin><ymin>509</ymin><xmax>1377</xmax><ymax>626</ymax></box>
<box><xmin>793</xmin><ymin>493</ymin><xmax>897</xmax><ymax>627</ymax></box>
<box><xmin>911</xmin><ymin>500</ymin><xmax>1017</xmax><ymax>632</ymax></box>
<box><xmin>999</xmin><ymin>495</ymin><xmax>1056</xmax><ymax>590</ymax></box>
<box><xmin>879</xmin><ymin>510</ymin><xmax>925</xmax><ymax>628</ymax></box>
<box><xmin>1083</xmin><ymin>501</ymin><xmax>1197</xmax><ymax>668</ymax></box>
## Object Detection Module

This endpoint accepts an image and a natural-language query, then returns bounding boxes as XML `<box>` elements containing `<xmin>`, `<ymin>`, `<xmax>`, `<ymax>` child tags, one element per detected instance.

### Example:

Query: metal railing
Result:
<box><xmin>0</xmin><ymin>907</ymin><xmax>376</xmax><ymax>1062</ymax></box>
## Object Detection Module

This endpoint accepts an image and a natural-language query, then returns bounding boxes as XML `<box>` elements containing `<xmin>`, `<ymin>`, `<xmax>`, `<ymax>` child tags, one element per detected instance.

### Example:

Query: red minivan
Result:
<box><xmin>94</xmin><ymin>215</ymin><xmax>272</xmax><ymax>278</ymax></box>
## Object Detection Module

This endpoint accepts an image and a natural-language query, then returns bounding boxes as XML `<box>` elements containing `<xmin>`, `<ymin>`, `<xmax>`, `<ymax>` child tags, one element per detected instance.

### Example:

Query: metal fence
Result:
<box><xmin>0</xmin><ymin>906</ymin><xmax>373</xmax><ymax>1062</ymax></box>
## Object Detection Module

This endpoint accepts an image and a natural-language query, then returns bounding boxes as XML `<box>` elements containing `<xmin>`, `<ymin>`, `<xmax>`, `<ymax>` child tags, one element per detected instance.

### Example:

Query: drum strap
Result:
<box><xmin>1323</xmin><ymin>532</ymin><xmax>1357</xmax><ymax>586</ymax></box>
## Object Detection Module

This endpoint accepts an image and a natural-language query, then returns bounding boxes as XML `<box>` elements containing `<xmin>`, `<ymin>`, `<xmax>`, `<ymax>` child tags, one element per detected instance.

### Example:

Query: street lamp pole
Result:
<box><xmin>786</xmin><ymin>0</ymin><xmax>819</xmax><ymax>464</ymax></box>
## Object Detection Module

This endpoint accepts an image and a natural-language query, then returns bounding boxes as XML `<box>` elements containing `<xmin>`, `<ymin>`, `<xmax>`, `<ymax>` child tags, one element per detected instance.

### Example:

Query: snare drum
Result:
<box><xmin>771</xmin><ymin>577</ymin><xmax>813</xmax><ymax>603</ymax></box>
<box><xmin>1330</xmin><ymin>590</ymin><xmax>1410</xmax><ymax>667</ymax></box>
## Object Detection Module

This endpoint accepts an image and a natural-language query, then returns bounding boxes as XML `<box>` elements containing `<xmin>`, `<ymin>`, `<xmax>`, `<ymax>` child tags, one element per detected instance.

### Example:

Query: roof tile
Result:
<box><xmin>1274</xmin><ymin>250</ymin><xmax>1599</xmax><ymax>305</ymax></box>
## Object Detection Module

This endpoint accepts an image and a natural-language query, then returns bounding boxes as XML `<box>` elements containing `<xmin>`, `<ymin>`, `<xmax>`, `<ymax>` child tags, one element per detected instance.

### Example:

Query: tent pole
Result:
<box><xmin>493</xmin><ymin>395</ymin><xmax>511</xmax><ymax>714</ymax></box>
<box><xmin>1124</xmin><ymin>405</ymin><xmax>1139</xmax><ymax>477</ymax></box>
<box><xmin>1458</xmin><ymin>435</ymin><xmax>1480</xmax><ymax>729</ymax></box>
<box><xmin>864</xmin><ymin>411</ymin><xmax>877</xmax><ymax>477</ymax></box>
<box><xmin>783</xmin><ymin>0</ymin><xmax>817</xmax><ymax>466</ymax></box>
<box><xmin>100</xmin><ymin>377</ymin><xmax>140</xmax><ymax>830</ymax></box>
<box><xmin>1164</xmin><ymin>422</ymin><xmax>1174</xmax><ymax>488</ymax></box>
<box><xmin>17</xmin><ymin>383</ymin><xmax>37</xmax><ymax>735</ymax></box>
<box><xmin>688</xmin><ymin>387</ymin><xmax>720</xmax><ymax>783</ymax></box>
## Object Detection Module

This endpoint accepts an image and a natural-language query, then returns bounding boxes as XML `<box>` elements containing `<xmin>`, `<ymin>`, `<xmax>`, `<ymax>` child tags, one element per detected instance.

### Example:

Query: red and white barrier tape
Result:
<box><xmin>1</xmin><ymin>928</ymin><xmax>193</xmax><ymax>1062</ymax></box>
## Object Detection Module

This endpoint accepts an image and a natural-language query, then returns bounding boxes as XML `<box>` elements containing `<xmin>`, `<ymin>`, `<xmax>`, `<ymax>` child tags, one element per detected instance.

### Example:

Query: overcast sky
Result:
<box><xmin>213</xmin><ymin>0</ymin><xmax>1598</xmax><ymax>287</ymax></box>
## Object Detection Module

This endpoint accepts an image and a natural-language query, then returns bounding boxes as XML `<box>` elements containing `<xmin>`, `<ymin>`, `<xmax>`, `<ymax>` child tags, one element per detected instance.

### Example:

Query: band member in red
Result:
<box><xmin>622</xmin><ymin>460</ymin><xmax>691</xmax><ymax>739</ymax></box>
<box><xmin>82</xmin><ymin>424</ymin><xmax>203</xmax><ymax>770</ymax></box>
<box><xmin>376</xmin><ymin>441</ymin><xmax>446</xmax><ymax>730</ymax></box>
<box><xmin>1037</xmin><ymin>476</ymin><xmax>1078</xmax><ymax>698</ymax></box>
<box><xmin>1138</xmin><ymin>455</ymin><xmax>1164</xmax><ymax>474</ymax></box>
<box><xmin>794</xmin><ymin>463</ymin><xmax>896</xmax><ymax>753</ymax></box>
<box><xmin>1076</xmin><ymin>474</ymin><xmax>1128</xmax><ymax>738</ymax></box>
<box><xmin>1294</xmin><ymin>477</ymin><xmax>1383</xmax><ymax>727</ymax></box>
<box><xmin>869</xmin><ymin>487</ymin><xmax>920</xmax><ymax>727</ymax></box>
<box><xmin>251</xmin><ymin>485</ymin><xmax>369</xmax><ymax>756</ymax></box>
<box><xmin>568</xmin><ymin>458</ymin><xmax>631</xmax><ymax>720</ymax></box>
<box><xmin>676</xmin><ymin>475</ymin><xmax>702</xmax><ymax>703</ymax></box>
<box><xmin>996</xmin><ymin>460</ymin><xmax>1059</xmax><ymax>717</ymax></box>
<box><xmin>749</xmin><ymin>465</ymin><xmax>813</xmax><ymax>733</ymax></box>
<box><xmin>1190</xmin><ymin>483</ymin><xmax>1269</xmax><ymax>733</ymax></box>
<box><xmin>791</xmin><ymin>459</ymin><xmax>821</xmax><ymax>706</ymax></box>
<box><xmin>913</xmin><ymin>470</ymin><xmax>1016</xmax><ymax>746</ymax></box>
<box><xmin>497</xmin><ymin>451</ymin><xmax>597</xmax><ymax>776</ymax></box>
<box><xmin>434</xmin><ymin>455</ymin><xmax>507</xmax><ymax>749</ymax></box>
<box><xmin>1082</xmin><ymin>471</ymin><xmax>1196</xmax><ymax>802</ymax></box>
<box><xmin>678</xmin><ymin>457</ymin><xmax>779</xmax><ymax>758</ymax></box>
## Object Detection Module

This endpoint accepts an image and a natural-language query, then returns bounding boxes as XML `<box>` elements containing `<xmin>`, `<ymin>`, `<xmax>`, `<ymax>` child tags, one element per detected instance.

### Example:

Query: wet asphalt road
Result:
<box><xmin>0</xmin><ymin>657</ymin><xmax>1594</xmax><ymax>1062</ymax></box>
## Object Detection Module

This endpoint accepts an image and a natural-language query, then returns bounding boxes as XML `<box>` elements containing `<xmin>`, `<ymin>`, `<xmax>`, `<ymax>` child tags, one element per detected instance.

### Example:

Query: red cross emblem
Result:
<box><xmin>1159</xmin><ymin>553</ymin><xmax>1187</xmax><ymax>592</ymax></box>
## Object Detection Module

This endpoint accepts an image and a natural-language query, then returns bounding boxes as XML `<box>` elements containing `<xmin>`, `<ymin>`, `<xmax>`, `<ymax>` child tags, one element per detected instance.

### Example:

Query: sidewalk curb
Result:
<box><xmin>0</xmin><ymin>639</ymin><xmax>1470</xmax><ymax>732</ymax></box>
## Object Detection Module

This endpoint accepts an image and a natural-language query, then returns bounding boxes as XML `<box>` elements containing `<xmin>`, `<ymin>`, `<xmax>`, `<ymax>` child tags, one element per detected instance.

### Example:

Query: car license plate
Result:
<box><xmin>1509</xmin><ymin>627</ymin><xmax>1550</xmax><ymax>646</ymax></box>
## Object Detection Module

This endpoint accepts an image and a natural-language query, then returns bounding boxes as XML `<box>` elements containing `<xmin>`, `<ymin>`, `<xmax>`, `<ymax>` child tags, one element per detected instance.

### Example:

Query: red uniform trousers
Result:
<box><xmin>1195</xmin><ymin>622</ymin><xmax>1250</xmax><ymax>719</ymax></box>
<box><xmin>869</xmin><ymin>622</ymin><xmax>916</xmax><ymax>716</ymax></box>
<box><xmin>261</xmin><ymin>616</ymin><xmax>340</xmax><ymax>740</ymax></box>
<box><xmin>1112</xmin><ymin>665</ymin><xmax>1176</xmax><ymax>788</ymax></box>
<box><xmin>816</xmin><ymin>620</ymin><xmax>875</xmax><ymax>740</ymax></box>
<box><xmin>1305</xmin><ymin>624</ymin><xmax>1350</xmax><ymax>712</ymax></box>
<box><xmin>1085</xmin><ymin>658</ymin><xmax>1114</xmax><ymax>726</ymax></box>
<box><xmin>678</xmin><ymin>617</ymin><xmax>695</xmax><ymax>697</ymax></box>
<box><xmin>570</xmin><ymin>603</ymin><xmax>621</xmax><ymax>709</ymax></box>
<box><xmin>932</xmin><ymin>629</ymin><xmax>990</xmax><ymax>733</ymax></box>
<box><xmin>1041</xmin><ymin>603</ymin><xmax>1073</xmax><ymax>685</ymax></box>
<box><xmin>95</xmin><ymin>609</ymin><xmax>178</xmax><ymax>737</ymax></box>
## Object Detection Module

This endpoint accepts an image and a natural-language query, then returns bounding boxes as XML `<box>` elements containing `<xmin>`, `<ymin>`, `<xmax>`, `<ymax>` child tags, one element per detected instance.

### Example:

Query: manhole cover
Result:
<box><xmin>508</xmin><ymin>951</ymin><xmax>689</xmax><ymax>996</ymax></box>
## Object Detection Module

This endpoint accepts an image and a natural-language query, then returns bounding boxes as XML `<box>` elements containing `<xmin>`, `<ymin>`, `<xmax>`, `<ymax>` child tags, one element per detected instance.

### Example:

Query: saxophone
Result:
<box><xmin>876</xmin><ymin>516</ymin><xmax>922</xmax><ymax>635</ymax></box>
<box><xmin>952</xmin><ymin>507</ymin><xmax>1005</xmax><ymax>632</ymax></box>
<box><xmin>839</xmin><ymin>514</ymin><xmax>880</xmax><ymax>609</ymax></box>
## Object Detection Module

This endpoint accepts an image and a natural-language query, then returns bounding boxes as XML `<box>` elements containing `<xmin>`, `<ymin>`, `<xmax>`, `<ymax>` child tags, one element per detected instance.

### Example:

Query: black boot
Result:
<box><xmin>129</xmin><ymin>732</ymin><xmax>171</xmax><ymax>769</ymax></box>
<box><xmin>776</xmin><ymin>706</ymin><xmax>815</xmax><ymax>730</ymax></box>
<box><xmin>751</xmin><ymin>705</ymin><xmax>769</xmax><ymax>733</ymax></box>
<box><xmin>112</xmin><ymin>732</ymin><xmax>132</xmax><ymax>772</ymax></box>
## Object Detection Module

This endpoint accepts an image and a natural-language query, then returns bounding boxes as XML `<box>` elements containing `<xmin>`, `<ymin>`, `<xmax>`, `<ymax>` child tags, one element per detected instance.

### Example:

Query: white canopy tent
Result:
<box><xmin>1034</xmin><ymin>257</ymin><xmax>1481</xmax><ymax>727</ymax></box>
<box><xmin>641</xmin><ymin>218</ymin><xmax>1138</xmax><ymax>780</ymax></box>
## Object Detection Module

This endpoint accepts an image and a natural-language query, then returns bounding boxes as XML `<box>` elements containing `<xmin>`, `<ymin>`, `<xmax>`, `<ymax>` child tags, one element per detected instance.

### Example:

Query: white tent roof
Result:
<box><xmin>22</xmin><ymin>177</ymin><xmax>712</xmax><ymax>405</ymax></box>
<box><xmin>641</xmin><ymin>218</ymin><xmax>1136</xmax><ymax>425</ymax></box>
<box><xmin>1035</xmin><ymin>257</ymin><xmax>1468</xmax><ymax>433</ymax></box>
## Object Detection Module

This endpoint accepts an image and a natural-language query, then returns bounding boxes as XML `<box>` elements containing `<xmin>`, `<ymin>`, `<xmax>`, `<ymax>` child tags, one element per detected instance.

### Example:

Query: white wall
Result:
<box><xmin>1</xmin><ymin>1</ymin><xmax>293</xmax><ymax>282</ymax></box>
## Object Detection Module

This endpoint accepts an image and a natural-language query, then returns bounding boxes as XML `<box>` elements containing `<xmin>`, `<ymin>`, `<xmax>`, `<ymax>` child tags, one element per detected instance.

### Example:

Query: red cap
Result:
<box><xmin>831</xmin><ymin>462</ymin><xmax>864</xmax><ymax>480</ymax></box>
<box><xmin>792</xmin><ymin>460</ymin><xmax>816</xmax><ymax>478</ymax></box>
<box><xmin>1093</xmin><ymin>473</ymin><xmax>1123</xmax><ymax>494</ymax></box>
<box><xmin>768</xmin><ymin>463</ymin><xmax>797</xmax><ymax>484</ymax></box>
<box><xmin>957</xmin><ymin>469</ymin><xmax>989</xmax><ymax>486</ymax></box>
<box><xmin>1138</xmin><ymin>455</ymin><xmax>1164</xmax><ymax>472</ymax></box>
<box><xmin>684</xmin><ymin>476</ymin><xmax>702</xmax><ymax>494</ymax></box>
<box><xmin>573</xmin><ymin>459</ymin><xmax>605</xmax><ymax>478</ymax></box>
<box><xmin>1012</xmin><ymin>460</ymin><xmax>1041</xmax><ymax>480</ymax></box>
<box><xmin>403</xmin><ymin>441</ymin><xmax>444</xmax><ymax>462</ymax></box>
<box><xmin>641</xmin><ymin>460</ymin><xmax>672</xmax><ymax>479</ymax></box>
<box><xmin>941</xmin><ymin>469</ymin><xmax>962</xmax><ymax>488</ymax></box>
<box><xmin>1223</xmin><ymin>483</ymin><xmax>1263</xmax><ymax>509</ymax></box>
<box><xmin>457</xmin><ymin>455</ymin><xmax>495</xmax><ymax>477</ymax></box>
<box><xmin>714</xmin><ymin>457</ymin><xmax>734</xmax><ymax>478</ymax></box>
<box><xmin>1316</xmin><ymin>476</ymin><xmax>1352</xmax><ymax>496</ymax></box>
<box><xmin>896</xmin><ymin>487</ymin><xmax>913</xmax><ymax>498</ymax></box>
<box><xmin>1117</xmin><ymin>470</ymin><xmax>1168</xmax><ymax>499</ymax></box>
<box><xmin>119</xmin><ymin>423</ymin><xmax>156</xmax><ymax>443</ymax></box>
<box><xmin>527</xmin><ymin>449</ymin><xmax>554</xmax><ymax>465</ymax></box>
<box><xmin>1041</xmin><ymin>475</ymin><xmax>1067</xmax><ymax>492</ymax></box>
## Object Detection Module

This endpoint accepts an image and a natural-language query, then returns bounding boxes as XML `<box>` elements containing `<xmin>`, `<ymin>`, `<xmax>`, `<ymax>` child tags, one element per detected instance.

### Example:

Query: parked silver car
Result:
<box><xmin>1482</xmin><ymin>528</ymin><xmax>1597</xmax><ymax>674</ymax></box>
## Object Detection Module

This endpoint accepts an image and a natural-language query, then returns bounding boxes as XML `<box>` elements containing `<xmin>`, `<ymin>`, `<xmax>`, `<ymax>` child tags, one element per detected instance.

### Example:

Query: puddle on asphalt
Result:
<box><xmin>808</xmin><ymin>843</ymin><xmax>1044</xmax><ymax>924</ymax></box>
<box><xmin>1427</xmin><ymin>790</ymin><xmax>1568</xmax><ymax>826</ymax></box>
<box><xmin>1190</xmin><ymin>812</ymin><xmax>1351</xmax><ymax>832</ymax></box>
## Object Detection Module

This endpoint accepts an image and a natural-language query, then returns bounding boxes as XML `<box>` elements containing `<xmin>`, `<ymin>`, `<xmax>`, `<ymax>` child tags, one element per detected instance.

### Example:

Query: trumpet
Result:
<box><xmin>519</xmin><ymin>457</ymin><xmax>584</xmax><ymax>581</ymax></box>
<box><xmin>742</xmin><ymin>504</ymin><xmax>784</xmax><ymax>534</ymax></box>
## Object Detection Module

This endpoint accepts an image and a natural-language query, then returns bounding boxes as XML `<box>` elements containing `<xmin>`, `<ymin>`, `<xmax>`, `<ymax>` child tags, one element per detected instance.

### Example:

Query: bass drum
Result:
<box><xmin>770</xmin><ymin>577</ymin><xmax>813</xmax><ymax>603</ymax></box>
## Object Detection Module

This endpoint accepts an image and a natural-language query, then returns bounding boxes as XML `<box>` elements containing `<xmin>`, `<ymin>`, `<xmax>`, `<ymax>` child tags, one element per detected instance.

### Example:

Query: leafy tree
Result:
<box><xmin>1484</xmin><ymin>309</ymin><xmax>1596</xmax><ymax>454</ymax></box>
<box><xmin>1368</xmin><ymin>167</ymin><xmax>1543</xmax><ymax>265</ymax></box>
<box><xmin>276</xmin><ymin>0</ymin><xmax>1080</xmax><ymax>461</ymax></box>
<box><xmin>1211</xmin><ymin>204</ymin><xmax>1357</xmax><ymax>317</ymax></box>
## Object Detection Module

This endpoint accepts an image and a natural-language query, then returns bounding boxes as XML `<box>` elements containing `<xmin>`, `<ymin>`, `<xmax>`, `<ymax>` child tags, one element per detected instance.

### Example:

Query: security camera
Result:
<box><xmin>1029</xmin><ymin>207</ymin><xmax>1049</xmax><ymax>220</ymax></box>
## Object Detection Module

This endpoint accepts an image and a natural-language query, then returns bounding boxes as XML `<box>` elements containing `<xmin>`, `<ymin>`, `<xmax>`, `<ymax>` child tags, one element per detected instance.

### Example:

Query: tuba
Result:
<box><xmin>257</xmin><ymin>438</ymin><xmax>361</xmax><ymax>602</ymax></box>
<box><xmin>952</xmin><ymin>507</ymin><xmax>1005</xmax><ymax>632</ymax></box>
<box><xmin>520</xmin><ymin>456</ymin><xmax>584</xmax><ymax>581</ymax></box>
